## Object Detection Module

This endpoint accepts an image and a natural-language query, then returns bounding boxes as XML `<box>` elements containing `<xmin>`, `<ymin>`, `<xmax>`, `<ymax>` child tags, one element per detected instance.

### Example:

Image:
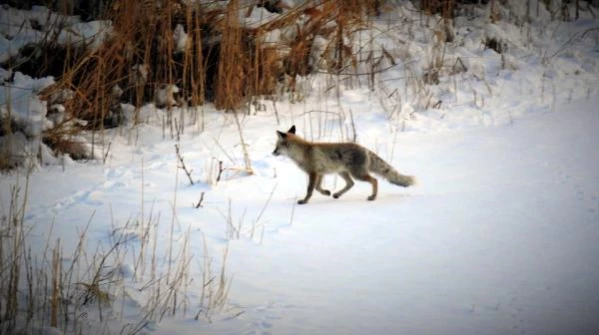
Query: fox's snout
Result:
<box><xmin>272</xmin><ymin>147</ymin><xmax>280</xmax><ymax>156</ymax></box>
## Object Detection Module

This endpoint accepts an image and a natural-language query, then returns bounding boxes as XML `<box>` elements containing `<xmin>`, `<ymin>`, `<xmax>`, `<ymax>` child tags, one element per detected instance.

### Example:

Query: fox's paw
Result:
<box><xmin>367</xmin><ymin>195</ymin><xmax>376</xmax><ymax>201</ymax></box>
<box><xmin>332</xmin><ymin>193</ymin><xmax>341</xmax><ymax>199</ymax></box>
<box><xmin>320</xmin><ymin>190</ymin><xmax>331</xmax><ymax>196</ymax></box>
<box><xmin>297</xmin><ymin>199</ymin><xmax>308</xmax><ymax>205</ymax></box>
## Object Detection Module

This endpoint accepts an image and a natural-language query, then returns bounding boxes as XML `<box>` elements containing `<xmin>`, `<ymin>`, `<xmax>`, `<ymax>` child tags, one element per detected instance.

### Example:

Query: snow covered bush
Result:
<box><xmin>0</xmin><ymin>70</ymin><xmax>95</xmax><ymax>170</ymax></box>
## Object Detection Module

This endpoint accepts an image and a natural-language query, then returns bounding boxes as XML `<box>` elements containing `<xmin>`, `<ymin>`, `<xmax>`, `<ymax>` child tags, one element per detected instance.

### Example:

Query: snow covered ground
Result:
<box><xmin>3</xmin><ymin>93</ymin><xmax>599</xmax><ymax>335</ymax></box>
<box><xmin>2</xmin><ymin>2</ymin><xmax>599</xmax><ymax>335</ymax></box>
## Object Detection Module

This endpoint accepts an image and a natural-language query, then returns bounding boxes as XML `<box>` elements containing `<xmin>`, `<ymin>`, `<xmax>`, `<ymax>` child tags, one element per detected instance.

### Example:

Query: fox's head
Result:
<box><xmin>272</xmin><ymin>125</ymin><xmax>296</xmax><ymax>157</ymax></box>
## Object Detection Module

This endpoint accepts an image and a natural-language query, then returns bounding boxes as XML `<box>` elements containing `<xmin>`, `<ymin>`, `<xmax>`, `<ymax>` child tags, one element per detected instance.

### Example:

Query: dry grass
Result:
<box><xmin>1</xmin><ymin>0</ymin><xmax>396</xmax><ymax>169</ymax></box>
<box><xmin>0</xmin><ymin>166</ymin><xmax>231</xmax><ymax>334</ymax></box>
<box><xmin>33</xmin><ymin>0</ymin><xmax>385</xmax><ymax>119</ymax></box>
<box><xmin>3</xmin><ymin>0</ymin><xmax>589</xmax><ymax>137</ymax></box>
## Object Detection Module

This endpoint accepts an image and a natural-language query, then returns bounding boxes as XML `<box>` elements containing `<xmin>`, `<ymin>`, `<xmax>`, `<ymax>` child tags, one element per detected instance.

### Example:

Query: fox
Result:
<box><xmin>272</xmin><ymin>125</ymin><xmax>416</xmax><ymax>205</ymax></box>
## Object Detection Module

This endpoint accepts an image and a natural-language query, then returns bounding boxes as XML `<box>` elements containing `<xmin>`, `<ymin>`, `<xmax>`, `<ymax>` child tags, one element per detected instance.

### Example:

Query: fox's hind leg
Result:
<box><xmin>315</xmin><ymin>174</ymin><xmax>331</xmax><ymax>196</ymax></box>
<box><xmin>333</xmin><ymin>172</ymin><xmax>354</xmax><ymax>199</ymax></box>
<box><xmin>350</xmin><ymin>170</ymin><xmax>378</xmax><ymax>201</ymax></box>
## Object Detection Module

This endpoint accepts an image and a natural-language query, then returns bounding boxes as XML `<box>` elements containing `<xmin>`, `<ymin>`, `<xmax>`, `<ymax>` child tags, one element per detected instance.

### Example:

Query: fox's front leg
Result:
<box><xmin>315</xmin><ymin>174</ymin><xmax>331</xmax><ymax>196</ymax></box>
<box><xmin>298</xmin><ymin>172</ymin><xmax>317</xmax><ymax>205</ymax></box>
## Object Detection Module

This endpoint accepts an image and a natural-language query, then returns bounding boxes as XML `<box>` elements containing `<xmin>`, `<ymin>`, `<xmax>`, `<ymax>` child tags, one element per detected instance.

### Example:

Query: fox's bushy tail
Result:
<box><xmin>368</xmin><ymin>151</ymin><xmax>416</xmax><ymax>187</ymax></box>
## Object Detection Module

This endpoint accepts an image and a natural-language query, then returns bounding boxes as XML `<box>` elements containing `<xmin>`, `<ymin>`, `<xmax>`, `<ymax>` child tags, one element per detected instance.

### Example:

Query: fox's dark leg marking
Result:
<box><xmin>333</xmin><ymin>172</ymin><xmax>354</xmax><ymax>199</ymax></box>
<box><xmin>351</xmin><ymin>171</ymin><xmax>378</xmax><ymax>201</ymax></box>
<box><xmin>298</xmin><ymin>172</ymin><xmax>318</xmax><ymax>205</ymax></box>
<box><xmin>315</xmin><ymin>174</ymin><xmax>331</xmax><ymax>196</ymax></box>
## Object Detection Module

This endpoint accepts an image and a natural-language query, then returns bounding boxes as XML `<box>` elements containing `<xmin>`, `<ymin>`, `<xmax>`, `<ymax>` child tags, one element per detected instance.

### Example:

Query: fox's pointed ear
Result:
<box><xmin>288</xmin><ymin>125</ymin><xmax>296</xmax><ymax>134</ymax></box>
<box><xmin>276</xmin><ymin>130</ymin><xmax>287</xmax><ymax>139</ymax></box>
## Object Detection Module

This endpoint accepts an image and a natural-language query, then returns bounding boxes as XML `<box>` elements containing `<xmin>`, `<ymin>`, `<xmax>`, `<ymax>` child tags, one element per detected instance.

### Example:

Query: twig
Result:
<box><xmin>348</xmin><ymin>109</ymin><xmax>357</xmax><ymax>143</ymax></box>
<box><xmin>548</xmin><ymin>27</ymin><xmax>598</xmax><ymax>61</ymax></box>
<box><xmin>216</xmin><ymin>160</ymin><xmax>224</xmax><ymax>183</ymax></box>
<box><xmin>581</xmin><ymin>27</ymin><xmax>599</xmax><ymax>39</ymax></box>
<box><xmin>211</xmin><ymin>137</ymin><xmax>236</xmax><ymax>164</ymax></box>
<box><xmin>271</xmin><ymin>99</ymin><xmax>280</xmax><ymax>125</ymax></box>
<box><xmin>231</xmin><ymin>108</ymin><xmax>253</xmax><ymax>174</ymax></box>
<box><xmin>290</xmin><ymin>197</ymin><xmax>297</xmax><ymax>226</ymax></box>
<box><xmin>175</xmin><ymin>144</ymin><xmax>194</xmax><ymax>185</ymax></box>
<box><xmin>254</xmin><ymin>183</ymin><xmax>278</xmax><ymax>225</ymax></box>
<box><xmin>194</xmin><ymin>192</ymin><xmax>205</xmax><ymax>209</ymax></box>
